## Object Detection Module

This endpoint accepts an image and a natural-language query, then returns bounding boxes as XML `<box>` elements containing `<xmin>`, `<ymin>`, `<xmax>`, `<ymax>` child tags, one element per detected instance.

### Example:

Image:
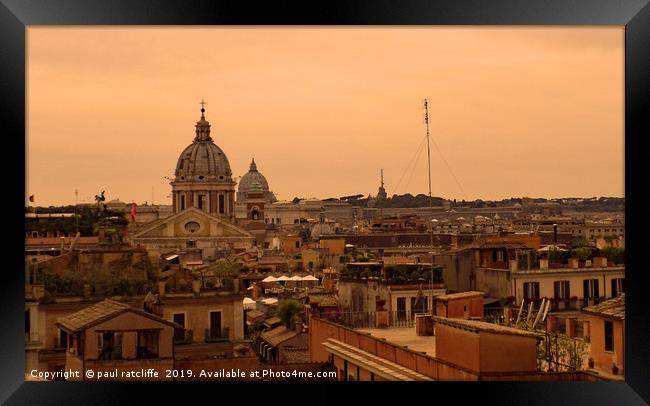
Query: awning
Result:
<box><xmin>165</xmin><ymin>254</ymin><xmax>179</xmax><ymax>261</ymax></box>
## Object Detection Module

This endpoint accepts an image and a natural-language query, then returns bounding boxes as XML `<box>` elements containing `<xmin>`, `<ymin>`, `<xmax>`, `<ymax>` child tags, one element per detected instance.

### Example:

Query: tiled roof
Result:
<box><xmin>56</xmin><ymin>299</ymin><xmax>181</xmax><ymax>333</ymax></box>
<box><xmin>282</xmin><ymin>346</ymin><xmax>310</xmax><ymax>364</ymax></box>
<box><xmin>260</xmin><ymin>325</ymin><xmax>298</xmax><ymax>347</ymax></box>
<box><xmin>435</xmin><ymin>291</ymin><xmax>485</xmax><ymax>301</ymax></box>
<box><xmin>308</xmin><ymin>294</ymin><xmax>339</xmax><ymax>307</ymax></box>
<box><xmin>246</xmin><ymin>309</ymin><xmax>265</xmax><ymax>320</ymax></box>
<box><xmin>583</xmin><ymin>294</ymin><xmax>625</xmax><ymax>320</ymax></box>
<box><xmin>56</xmin><ymin>299</ymin><xmax>130</xmax><ymax>333</ymax></box>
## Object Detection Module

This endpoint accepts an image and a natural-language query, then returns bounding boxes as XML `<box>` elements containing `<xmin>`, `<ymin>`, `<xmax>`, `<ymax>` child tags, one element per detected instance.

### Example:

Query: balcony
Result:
<box><xmin>204</xmin><ymin>328</ymin><xmax>230</xmax><ymax>343</ymax></box>
<box><xmin>173</xmin><ymin>329</ymin><xmax>193</xmax><ymax>345</ymax></box>
<box><xmin>582</xmin><ymin>297</ymin><xmax>603</xmax><ymax>308</ymax></box>
<box><xmin>331</xmin><ymin>310</ymin><xmax>422</xmax><ymax>329</ymax></box>
<box><xmin>550</xmin><ymin>299</ymin><xmax>578</xmax><ymax>312</ymax></box>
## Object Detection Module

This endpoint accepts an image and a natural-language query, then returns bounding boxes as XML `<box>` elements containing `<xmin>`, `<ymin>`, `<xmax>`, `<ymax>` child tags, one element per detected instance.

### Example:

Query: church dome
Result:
<box><xmin>237</xmin><ymin>158</ymin><xmax>276</xmax><ymax>203</ymax></box>
<box><xmin>238</xmin><ymin>158</ymin><xmax>269</xmax><ymax>193</ymax></box>
<box><xmin>174</xmin><ymin>107</ymin><xmax>233</xmax><ymax>183</ymax></box>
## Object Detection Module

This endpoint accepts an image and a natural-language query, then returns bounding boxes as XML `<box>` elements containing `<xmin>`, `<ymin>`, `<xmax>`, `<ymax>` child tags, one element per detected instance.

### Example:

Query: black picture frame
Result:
<box><xmin>1</xmin><ymin>0</ymin><xmax>649</xmax><ymax>404</ymax></box>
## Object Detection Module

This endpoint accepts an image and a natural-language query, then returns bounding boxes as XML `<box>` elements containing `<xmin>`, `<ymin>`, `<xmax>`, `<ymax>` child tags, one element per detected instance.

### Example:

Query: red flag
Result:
<box><xmin>130</xmin><ymin>203</ymin><xmax>137</xmax><ymax>222</ymax></box>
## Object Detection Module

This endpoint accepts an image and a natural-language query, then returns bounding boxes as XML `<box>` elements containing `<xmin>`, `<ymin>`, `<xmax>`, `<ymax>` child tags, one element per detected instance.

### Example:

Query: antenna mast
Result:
<box><xmin>424</xmin><ymin>98</ymin><xmax>434</xmax><ymax>311</ymax></box>
<box><xmin>74</xmin><ymin>189</ymin><xmax>78</xmax><ymax>234</ymax></box>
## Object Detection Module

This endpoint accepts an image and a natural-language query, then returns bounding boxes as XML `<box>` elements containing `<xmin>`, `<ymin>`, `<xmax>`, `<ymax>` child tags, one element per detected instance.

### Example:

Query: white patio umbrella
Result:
<box><xmin>302</xmin><ymin>275</ymin><xmax>319</xmax><ymax>281</ymax></box>
<box><xmin>261</xmin><ymin>275</ymin><xmax>278</xmax><ymax>283</ymax></box>
<box><xmin>243</xmin><ymin>297</ymin><xmax>256</xmax><ymax>310</ymax></box>
<box><xmin>276</xmin><ymin>275</ymin><xmax>290</xmax><ymax>282</ymax></box>
<box><xmin>261</xmin><ymin>297</ymin><xmax>278</xmax><ymax>305</ymax></box>
<box><xmin>289</xmin><ymin>275</ymin><xmax>303</xmax><ymax>281</ymax></box>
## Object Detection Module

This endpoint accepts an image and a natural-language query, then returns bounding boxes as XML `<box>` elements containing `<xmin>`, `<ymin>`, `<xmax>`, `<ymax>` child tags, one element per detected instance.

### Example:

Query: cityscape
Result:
<box><xmin>25</xmin><ymin>27</ymin><xmax>624</xmax><ymax>382</ymax></box>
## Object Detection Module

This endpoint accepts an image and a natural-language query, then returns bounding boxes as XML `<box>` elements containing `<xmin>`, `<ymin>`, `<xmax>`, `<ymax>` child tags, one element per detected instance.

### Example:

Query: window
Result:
<box><xmin>98</xmin><ymin>331</ymin><xmax>122</xmax><ymax>360</ymax></box>
<box><xmin>583</xmin><ymin>279</ymin><xmax>600</xmax><ymax>299</ymax></box>
<box><xmin>523</xmin><ymin>282</ymin><xmax>540</xmax><ymax>302</ymax></box>
<box><xmin>218</xmin><ymin>195</ymin><xmax>225</xmax><ymax>214</ymax></box>
<box><xmin>496</xmin><ymin>250</ymin><xmax>504</xmax><ymax>262</ymax></box>
<box><xmin>611</xmin><ymin>278</ymin><xmax>625</xmax><ymax>297</ymax></box>
<box><xmin>173</xmin><ymin>313</ymin><xmax>185</xmax><ymax>341</ymax></box>
<box><xmin>137</xmin><ymin>330</ymin><xmax>159</xmax><ymax>359</ymax></box>
<box><xmin>198</xmin><ymin>194</ymin><xmax>206</xmax><ymax>210</ymax></box>
<box><xmin>276</xmin><ymin>218</ymin><xmax>281</xmax><ymax>225</ymax></box>
<box><xmin>184</xmin><ymin>221</ymin><xmax>200</xmax><ymax>233</ymax></box>
<box><xmin>57</xmin><ymin>329</ymin><xmax>68</xmax><ymax>349</ymax></box>
<box><xmin>209</xmin><ymin>311</ymin><xmax>222</xmax><ymax>339</ymax></box>
<box><xmin>180</xmin><ymin>195</ymin><xmax>186</xmax><ymax>210</ymax></box>
<box><xmin>554</xmin><ymin>281</ymin><xmax>570</xmax><ymax>299</ymax></box>
<box><xmin>604</xmin><ymin>320</ymin><xmax>614</xmax><ymax>352</ymax></box>
<box><xmin>295</xmin><ymin>241</ymin><xmax>300</xmax><ymax>248</ymax></box>
<box><xmin>410</xmin><ymin>296</ymin><xmax>428</xmax><ymax>314</ymax></box>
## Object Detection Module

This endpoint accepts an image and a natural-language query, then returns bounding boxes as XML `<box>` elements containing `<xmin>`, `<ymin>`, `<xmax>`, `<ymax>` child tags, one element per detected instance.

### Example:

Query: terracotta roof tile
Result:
<box><xmin>583</xmin><ymin>294</ymin><xmax>625</xmax><ymax>320</ymax></box>
<box><xmin>56</xmin><ymin>299</ymin><xmax>130</xmax><ymax>333</ymax></box>
<box><xmin>260</xmin><ymin>325</ymin><xmax>298</xmax><ymax>347</ymax></box>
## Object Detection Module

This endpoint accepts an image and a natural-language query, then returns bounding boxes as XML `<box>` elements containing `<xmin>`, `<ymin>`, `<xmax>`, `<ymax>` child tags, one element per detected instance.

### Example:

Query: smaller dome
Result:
<box><xmin>248</xmin><ymin>181</ymin><xmax>264</xmax><ymax>194</ymax></box>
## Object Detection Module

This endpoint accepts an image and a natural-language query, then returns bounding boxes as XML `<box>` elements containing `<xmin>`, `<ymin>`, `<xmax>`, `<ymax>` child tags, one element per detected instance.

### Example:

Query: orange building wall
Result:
<box><xmin>478</xmin><ymin>332</ymin><xmax>537</xmax><ymax>373</ymax></box>
<box><xmin>319</xmin><ymin>239</ymin><xmax>345</xmax><ymax>256</ymax></box>
<box><xmin>435</xmin><ymin>323</ymin><xmax>481</xmax><ymax>371</ymax></box>
<box><xmin>586</xmin><ymin>315</ymin><xmax>624</xmax><ymax>375</ymax></box>
<box><xmin>280</xmin><ymin>237</ymin><xmax>302</xmax><ymax>256</ymax></box>
<box><xmin>441</xmin><ymin>297</ymin><xmax>484</xmax><ymax>319</ymax></box>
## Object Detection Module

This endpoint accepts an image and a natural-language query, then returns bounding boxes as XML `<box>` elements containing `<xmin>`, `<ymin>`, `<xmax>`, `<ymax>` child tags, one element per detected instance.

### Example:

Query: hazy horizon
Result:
<box><xmin>27</xmin><ymin>27</ymin><xmax>624</xmax><ymax>206</ymax></box>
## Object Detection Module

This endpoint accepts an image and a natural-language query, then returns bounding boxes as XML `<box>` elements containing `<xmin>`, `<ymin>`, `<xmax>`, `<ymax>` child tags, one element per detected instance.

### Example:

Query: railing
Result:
<box><xmin>333</xmin><ymin>310</ymin><xmax>419</xmax><ymax>329</ymax></box>
<box><xmin>550</xmin><ymin>299</ymin><xmax>578</xmax><ymax>312</ymax></box>
<box><xmin>388</xmin><ymin>310</ymin><xmax>417</xmax><ymax>328</ymax></box>
<box><xmin>582</xmin><ymin>297</ymin><xmax>601</xmax><ymax>308</ymax></box>
<box><xmin>205</xmin><ymin>328</ymin><xmax>230</xmax><ymax>343</ymax></box>
<box><xmin>174</xmin><ymin>329</ymin><xmax>193</xmax><ymax>345</ymax></box>
<box><xmin>334</xmin><ymin>312</ymin><xmax>377</xmax><ymax>329</ymax></box>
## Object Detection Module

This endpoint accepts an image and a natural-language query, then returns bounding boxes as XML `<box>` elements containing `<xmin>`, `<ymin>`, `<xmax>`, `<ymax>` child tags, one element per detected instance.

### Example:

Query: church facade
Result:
<box><xmin>132</xmin><ymin>106</ymin><xmax>256</xmax><ymax>261</ymax></box>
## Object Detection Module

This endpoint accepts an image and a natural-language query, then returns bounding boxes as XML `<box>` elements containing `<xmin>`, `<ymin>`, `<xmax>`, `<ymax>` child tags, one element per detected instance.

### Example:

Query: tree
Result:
<box><xmin>603</xmin><ymin>247</ymin><xmax>624</xmax><ymax>264</ymax></box>
<box><xmin>572</xmin><ymin>247</ymin><xmax>593</xmax><ymax>262</ymax></box>
<box><xmin>202</xmin><ymin>260</ymin><xmax>241</xmax><ymax>291</ymax></box>
<box><xmin>276</xmin><ymin>299</ymin><xmax>304</xmax><ymax>328</ymax></box>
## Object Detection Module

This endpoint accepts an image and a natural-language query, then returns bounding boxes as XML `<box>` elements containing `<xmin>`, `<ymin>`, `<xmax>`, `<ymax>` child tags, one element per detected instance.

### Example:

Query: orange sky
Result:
<box><xmin>27</xmin><ymin>27</ymin><xmax>624</xmax><ymax>206</ymax></box>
